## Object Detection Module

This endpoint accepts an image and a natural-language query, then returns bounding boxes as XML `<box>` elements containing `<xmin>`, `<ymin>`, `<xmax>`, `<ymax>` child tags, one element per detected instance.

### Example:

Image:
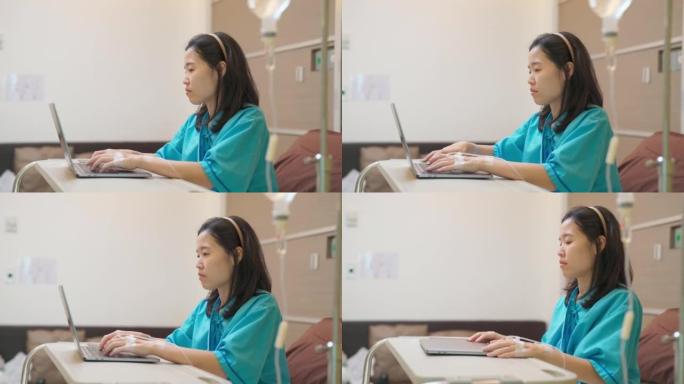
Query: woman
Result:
<box><xmin>87</xmin><ymin>33</ymin><xmax>278</xmax><ymax>192</ymax></box>
<box><xmin>99</xmin><ymin>216</ymin><xmax>290</xmax><ymax>384</ymax></box>
<box><xmin>424</xmin><ymin>32</ymin><xmax>621</xmax><ymax>192</ymax></box>
<box><xmin>470</xmin><ymin>206</ymin><xmax>642</xmax><ymax>383</ymax></box>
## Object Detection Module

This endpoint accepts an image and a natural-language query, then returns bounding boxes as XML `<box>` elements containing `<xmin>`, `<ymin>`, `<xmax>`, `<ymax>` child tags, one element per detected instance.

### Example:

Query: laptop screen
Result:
<box><xmin>58</xmin><ymin>285</ymin><xmax>83</xmax><ymax>352</ymax></box>
<box><xmin>49</xmin><ymin>103</ymin><xmax>77</xmax><ymax>173</ymax></box>
<box><xmin>390</xmin><ymin>103</ymin><xmax>418</xmax><ymax>172</ymax></box>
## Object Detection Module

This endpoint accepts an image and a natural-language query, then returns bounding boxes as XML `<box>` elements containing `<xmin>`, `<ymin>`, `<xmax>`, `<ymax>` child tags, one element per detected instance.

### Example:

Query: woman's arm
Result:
<box><xmin>484</xmin><ymin>339</ymin><xmax>604</xmax><ymax>383</ymax></box>
<box><xmin>134</xmin><ymin>156</ymin><xmax>212</xmax><ymax>189</ymax></box>
<box><xmin>475</xmin><ymin>144</ymin><xmax>494</xmax><ymax>155</ymax></box>
<box><xmin>150</xmin><ymin>343</ymin><xmax>226</xmax><ymax>379</ymax></box>
<box><xmin>101</xmin><ymin>334</ymin><xmax>226</xmax><ymax>379</ymax></box>
<box><xmin>424</xmin><ymin>154</ymin><xmax>556</xmax><ymax>191</ymax></box>
<box><xmin>87</xmin><ymin>151</ymin><xmax>213</xmax><ymax>189</ymax></box>
<box><xmin>479</xmin><ymin>158</ymin><xmax>555</xmax><ymax>191</ymax></box>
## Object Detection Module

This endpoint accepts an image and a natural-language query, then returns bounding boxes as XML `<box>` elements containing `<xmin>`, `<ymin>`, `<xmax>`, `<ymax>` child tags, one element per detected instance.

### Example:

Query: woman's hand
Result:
<box><xmin>99</xmin><ymin>330</ymin><xmax>160</xmax><ymax>357</ymax></box>
<box><xmin>482</xmin><ymin>338</ymin><xmax>543</xmax><ymax>359</ymax></box>
<box><xmin>423</xmin><ymin>141</ymin><xmax>480</xmax><ymax>164</ymax></box>
<box><xmin>87</xmin><ymin>149</ymin><xmax>142</xmax><ymax>171</ymax></box>
<box><xmin>468</xmin><ymin>331</ymin><xmax>505</xmax><ymax>343</ymax></box>
<box><xmin>424</xmin><ymin>153</ymin><xmax>489</xmax><ymax>173</ymax></box>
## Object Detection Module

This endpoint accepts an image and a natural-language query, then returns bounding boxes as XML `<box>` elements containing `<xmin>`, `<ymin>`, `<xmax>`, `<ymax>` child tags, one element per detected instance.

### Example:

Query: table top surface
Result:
<box><xmin>33</xmin><ymin>159</ymin><xmax>210</xmax><ymax>192</ymax></box>
<box><xmin>44</xmin><ymin>342</ymin><xmax>230</xmax><ymax>384</ymax></box>
<box><xmin>377</xmin><ymin>159</ymin><xmax>548</xmax><ymax>192</ymax></box>
<box><xmin>385</xmin><ymin>337</ymin><xmax>577</xmax><ymax>383</ymax></box>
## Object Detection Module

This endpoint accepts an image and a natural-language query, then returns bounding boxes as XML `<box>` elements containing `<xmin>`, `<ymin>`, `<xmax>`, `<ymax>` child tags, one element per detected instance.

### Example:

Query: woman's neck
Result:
<box><xmin>576</xmin><ymin>274</ymin><xmax>592</xmax><ymax>299</ymax></box>
<box><xmin>217</xmin><ymin>285</ymin><xmax>231</xmax><ymax>306</ymax></box>
<box><xmin>205</xmin><ymin>100</ymin><xmax>217</xmax><ymax>118</ymax></box>
<box><xmin>549</xmin><ymin>99</ymin><xmax>562</xmax><ymax>120</ymax></box>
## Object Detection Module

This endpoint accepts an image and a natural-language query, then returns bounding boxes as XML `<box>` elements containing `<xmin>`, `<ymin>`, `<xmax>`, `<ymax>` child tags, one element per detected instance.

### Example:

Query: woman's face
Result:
<box><xmin>557</xmin><ymin>219</ymin><xmax>598</xmax><ymax>281</ymax></box>
<box><xmin>195</xmin><ymin>230</ymin><xmax>235</xmax><ymax>291</ymax></box>
<box><xmin>527</xmin><ymin>46</ymin><xmax>566</xmax><ymax>107</ymax></box>
<box><xmin>183</xmin><ymin>49</ymin><xmax>219</xmax><ymax>106</ymax></box>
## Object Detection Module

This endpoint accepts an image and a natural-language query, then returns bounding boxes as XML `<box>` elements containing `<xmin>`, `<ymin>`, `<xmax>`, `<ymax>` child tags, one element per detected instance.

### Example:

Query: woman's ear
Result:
<box><xmin>234</xmin><ymin>247</ymin><xmax>244</xmax><ymax>264</ymax></box>
<box><xmin>565</xmin><ymin>62</ymin><xmax>575</xmax><ymax>80</ymax></box>
<box><xmin>218</xmin><ymin>61</ymin><xmax>227</xmax><ymax>78</ymax></box>
<box><xmin>596</xmin><ymin>235</ymin><xmax>606</xmax><ymax>254</ymax></box>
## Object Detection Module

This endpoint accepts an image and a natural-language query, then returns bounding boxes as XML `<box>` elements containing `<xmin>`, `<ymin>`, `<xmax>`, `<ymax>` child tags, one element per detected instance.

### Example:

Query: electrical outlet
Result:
<box><xmin>295</xmin><ymin>66</ymin><xmax>304</xmax><ymax>83</ymax></box>
<box><xmin>5</xmin><ymin>216</ymin><xmax>17</xmax><ymax>233</ymax></box>
<box><xmin>309</xmin><ymin>252</ymin><xmax>319</xmax><ymax>271</ymax></box>
<box><xmin>345</xmin><ymin>211</ymin><xmax>358</xmax><ymax>228</ymax></box>
<box><xmin>641</xmin><ymin>67</ymin><xmax>651</xmax><ymax>84</ymax></box>
<box><xmin>653</xmin><ymin>243</ymin><xmax>662</xmax><ymax>261</ymax></box>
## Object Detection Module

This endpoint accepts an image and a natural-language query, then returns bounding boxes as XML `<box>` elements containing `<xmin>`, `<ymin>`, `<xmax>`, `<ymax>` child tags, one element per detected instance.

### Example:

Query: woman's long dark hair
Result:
<box><xmin>199</xmin><ymin>216</ymin><xmax>271</xmax><ymax>319</ymax></box>
<box><xmin>529</xmin><ymin>32</ymin><xmax>603</xmax><ymax>134</ymax></box>
<box><xmin>562</xmin><ymin>206</ymin><xmax>632</xmax><ymax>309</ymax></box>
<box><xmin>186</xmin><ymin>32</ymin><xmax>259</xmax><ymax>133</ymax></box>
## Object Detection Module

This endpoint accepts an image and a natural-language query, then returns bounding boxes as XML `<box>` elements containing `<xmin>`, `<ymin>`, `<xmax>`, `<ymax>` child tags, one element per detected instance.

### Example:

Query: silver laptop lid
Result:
<box><xmin>390</xmin><ymin>102</ymin><xmax>419</xmax><ymax>174</ymax></box>
<box><xmin>420</xmin><ymin>336</ymin><xmax>487</xmax><ymax>355</ymax></box>
<box><xmin>49</xmin><ymin>103</ymin><xmax>78</xmax><ymax>173</ymax></box>
<box><xmin>58</xmin><ymin>285</ymin><xmax>84</xmax><ymax>355</ymax></box>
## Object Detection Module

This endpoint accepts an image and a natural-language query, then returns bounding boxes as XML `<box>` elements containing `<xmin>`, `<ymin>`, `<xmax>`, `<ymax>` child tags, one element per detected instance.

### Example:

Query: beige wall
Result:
<box><xmin>566</xmin><ymin>194</ymin><xmax>683</xmax><ymax>327</ymax></box>
<box><xmin>225</xmin><ymin>193</ymin><xmax>339</xmax><ymax>346</ymax></box>
<box><xmin>559</xmin><ymin>0</ymin><xmax>683</xmax><ymax>163</ymax></box>
<box><xmin>212</xmin><ymin>0</ymin><xmax>335</xmax><ymax>152</ymax></box>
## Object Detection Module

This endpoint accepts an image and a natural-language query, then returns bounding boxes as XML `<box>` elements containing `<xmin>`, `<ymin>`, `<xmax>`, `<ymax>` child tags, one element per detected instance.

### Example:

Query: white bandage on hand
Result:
<box><xmin>125</xmin><ymin>334</ymin><xmax>135</xmax><ymax>347</ymax></box>
<box><xmin>111</xmin><ymin>151</ymin><xmax>125</xmax><ymax>167</ymax></box>
<box><xmin>451</xmin><ymin>152</ymin><xmax>466</xmax><ymax>167</ymax></box>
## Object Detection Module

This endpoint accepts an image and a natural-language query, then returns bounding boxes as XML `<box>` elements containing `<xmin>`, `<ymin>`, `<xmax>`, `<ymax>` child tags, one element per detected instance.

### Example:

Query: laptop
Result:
<box><xmin>390</xmin><ymin>102</ymin><xmax>492</xmax><ymax>179</ymax></box>
<box><xmin>49</xmin><ymin>103</ymin><xmax>151</xmax><ymax>178</ymax></box>
<box><xmin>419</xmin><ymin>337</ymin><xmax>487</xmax><ymax>356</ymax></box>
<box><xmin>58</xmin><ymin>285</ymin><xmax>159</xmax><ymax>363</ymax></box>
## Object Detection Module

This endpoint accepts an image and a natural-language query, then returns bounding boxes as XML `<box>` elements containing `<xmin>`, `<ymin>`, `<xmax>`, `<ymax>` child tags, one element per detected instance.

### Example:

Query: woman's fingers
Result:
<box><xmin>89</xmin><ymin>154</ymin><xmax>113</xmax><ymax>170</ymax></box>
<box><xmin>472</xmin><ymin>331</ymin><xmax>502</xmax><ymax>343</ymax></box>
<box><xmin>424</xmin><ymin>157</ymin><xmax>453</xmax><ymax>172</ymax></box>
<box><xmin>487</xmin><ymin>344</ymin><xmax>517</xmax><ymax>358</ymax></box>
<box><xmin>103</xmin><ymin>338</ymin><xmax>126</xmax><ymax>355</ymax></box>
<box><xmin>467</xmin><ymin>332</ymin><xmax>483</xmax><ymax>342</ymax></box>
<box><xmin>99</xmin><ymin>330</ymin><xmax>125</xmax><ymax>349</ymax></box>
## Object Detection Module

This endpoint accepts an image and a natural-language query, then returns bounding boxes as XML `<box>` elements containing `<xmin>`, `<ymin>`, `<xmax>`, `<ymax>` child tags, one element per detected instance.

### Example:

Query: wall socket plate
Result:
<box><xmin>5</xmin><ymin>216</ymin><xmax>17</xmax><ymax>233</ymax></box>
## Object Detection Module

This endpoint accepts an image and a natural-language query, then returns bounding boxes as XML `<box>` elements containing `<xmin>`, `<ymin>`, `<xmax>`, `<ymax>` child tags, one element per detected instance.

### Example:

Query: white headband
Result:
<box><xmin>554</xmin><ymin>32</ymin><xmax>575</xmax><ymax>63</ymax></box>
<box><xmin>222</xmin><ymin>216</ymin><xmax>244</xmax><ymax>246</ymax></box>
<box><xmin>208</xmin><ymin>33</ymin><xmax>228</xmax><ymax>61</ymax></box>
<box><xmin>587</xmin><ymin>206</ymin><xmax>607</xmax><ymax>235</ymax></box>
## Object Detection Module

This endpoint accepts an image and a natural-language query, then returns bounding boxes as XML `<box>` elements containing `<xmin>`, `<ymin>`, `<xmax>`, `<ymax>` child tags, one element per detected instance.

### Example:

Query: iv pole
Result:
<box><xmin>315</xmin><ymin>0</ymin><xmax>332</xmax><ymax>192</ymax></box>
<box><xmin>660</xmin><ymin>0</ymin><xmax>674</xmax><ymax>192</ymax></box>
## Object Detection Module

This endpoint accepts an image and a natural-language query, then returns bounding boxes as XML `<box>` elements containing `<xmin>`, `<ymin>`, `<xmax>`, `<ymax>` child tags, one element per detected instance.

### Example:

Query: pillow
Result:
<box><xmin>638</xmin><ymin>308</ymin><xmax>679</xmax><ymax>384</ymax></box>
<box><xmin>274</xmin><ymin>130</ymin><xmax>342</xmax><ymax>192</ymax></box>
<box><xmin>368</xmin><ymin>324</ymin><xmax>428</xmax><ymax>383</ymax></box>
<box><xmin>619</xmin><ymin>132</ymin><xmax>684</xmax><ymax>192</ymax></box>
<box><xmin>286</xmin><ymin>318</ymin><xmax>332</xmax><ymax>384</ymax></box>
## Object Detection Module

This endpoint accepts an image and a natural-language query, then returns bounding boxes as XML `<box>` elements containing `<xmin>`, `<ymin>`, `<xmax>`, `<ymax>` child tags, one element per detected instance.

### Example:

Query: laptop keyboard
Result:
<box><xmin>74</xmin><ymin>161</ymin><xmax>97</xmax><ymax>175</ymax></box>
<box><xmin>81</xmin><ymin>343</ymin><xmax>105</xmax><ymax>359</ymax></box>
<box><xmin>415</xmin><ymin>161</ymin><xmax>428</xmax><ymax>173</ymax></box>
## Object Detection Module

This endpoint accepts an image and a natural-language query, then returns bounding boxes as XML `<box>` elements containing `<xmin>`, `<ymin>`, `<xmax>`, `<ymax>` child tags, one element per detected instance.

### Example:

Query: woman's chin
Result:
<box><xmin>186</xmin><ymin>96</ymin><xmax>201</xmax><ymax>105</ymax></box>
